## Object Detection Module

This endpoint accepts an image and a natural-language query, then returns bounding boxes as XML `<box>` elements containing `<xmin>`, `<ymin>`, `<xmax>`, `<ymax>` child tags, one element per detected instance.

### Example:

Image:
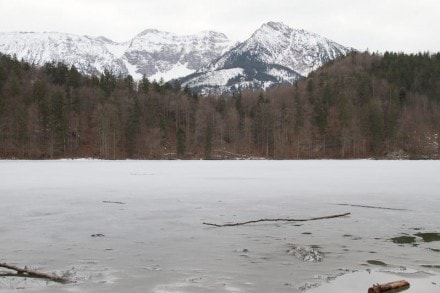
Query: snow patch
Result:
<box><xmin>149</xmin><ymin>62</ymin><xmax>194</xmax><ymax>82</ymax></box>
<box><xmin>104</xmin><ymin>42</ymin><xmax>129</xmax><ymax>58</ymax></box>
<box><xmin>267</xmin><ymin>68</ymin><xmax>298</xmax><ymax>83</ymax></box>
<box><xmin>123</xmin><ymin>59</ymin><xmax>143</xmax><ymax>80</ymax></box>
<box><xmin>185</xmin><ymin>68</ymin><xmax>244</xmax><ymax>87</ymax></box>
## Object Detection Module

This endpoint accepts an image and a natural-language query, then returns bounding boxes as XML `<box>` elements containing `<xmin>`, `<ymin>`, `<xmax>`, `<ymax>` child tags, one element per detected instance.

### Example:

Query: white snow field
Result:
<box><xmin>0</xmin><ymin>160</ymin><xmax>439</xmax><ymax>292</ymax></box>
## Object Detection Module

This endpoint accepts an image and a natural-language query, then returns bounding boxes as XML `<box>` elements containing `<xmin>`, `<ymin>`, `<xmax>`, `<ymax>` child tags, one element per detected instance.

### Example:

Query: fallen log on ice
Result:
<box><xmin>0</xmin><ymin>262</ymin><xmax>69</xmax><ymax>284</ymax></box>
<box><xmin>368</xmin><ymin>280</ymin><xmax>410</xmax><ymax>293</ymax></box>
<box><xmin>203</xmin><ymin>212</ymin><xmax>351</xmax><ymax>227</ymax></box>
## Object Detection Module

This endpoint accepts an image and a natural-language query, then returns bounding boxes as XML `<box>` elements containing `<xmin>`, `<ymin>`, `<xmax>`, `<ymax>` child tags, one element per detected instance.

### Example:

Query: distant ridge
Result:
<box><xmin>0</xmin><ymin>22</ymin><xmax>352</xmax><ymax>93</ymax></box>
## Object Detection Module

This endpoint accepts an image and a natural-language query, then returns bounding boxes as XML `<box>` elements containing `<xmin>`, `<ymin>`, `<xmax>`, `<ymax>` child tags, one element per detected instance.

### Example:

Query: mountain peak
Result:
<box><xmin>261</xmin><ymin>21</ymin><xmax>289</xmax><ymax>31</ymax></box>
<box><xmin>181</xmin><ymin>22</ymin><xmax>353</xmax><ymax>94</ymax></box>
<box><xmin>198</xmin><ymin>30</ymin><xmax>229</xmax><ymax>40</ymax></box>
<box><xmin>136</xmin><ymin>28</ymin><xmax>167</xmax><ymax>38</ymax></box>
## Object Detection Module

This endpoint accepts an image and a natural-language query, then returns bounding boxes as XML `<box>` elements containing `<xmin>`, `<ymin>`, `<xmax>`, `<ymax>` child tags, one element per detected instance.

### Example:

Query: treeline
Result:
<box><xmin>0</xmin><ymin>52</ymin><xmax>439</xmax><ymax>159</ymax></box>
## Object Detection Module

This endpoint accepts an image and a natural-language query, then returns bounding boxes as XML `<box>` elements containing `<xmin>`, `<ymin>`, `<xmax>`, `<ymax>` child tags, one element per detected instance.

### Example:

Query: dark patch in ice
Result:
<box><xmin>249</xmin><ymin>260</ymin><xmax>260</xmax><ymax>263</ymax></box>
<box><xmin>367</xmin><ymin>259</ymin><xmax>387</xmax><ymax>266</ymax></box>
<box><xmin>302</xmin><ymin>232</ymin><xmax>312</xmax><ymax>235</ymax></box>
<box><xmin>234</xmin><ymin>248</ymin><xmax>249</xmax><ymax>253</ymax></box>
<box><xmin>429</xmin><ymin>248</ymin><xmax>440</xmax><ymax>253</ymax></box>
<box><xmin>187</xmin><ymin>277</ymin><xmax>203</xmax><ymax>283</ymax></box>
<box><xmin>342</xmin><ymin>234</ymin><xmax>362</xmax><ymax>240</ymax></box>
<box><xmin>297</xmin><ymin>282</ymin><xmax>320</xmax><ymax>291</ymax></box>
<box><xmin>91</xmin><ymin>233</ymin><xmax>105</xmax><ymax>237</ymax></box>
<box><xmin>421</xmin><ymin>264</ymin><xmax>440</xmax><ymax>269</ymax></box>
<box><xmin>287</xmin><ymin>245</ymin><xmax>323</xmax><ymax>262</ymax></box>
<box><xmin>390</xmin><ymin>235</ymin><xmax>416</xmax><ymax>244</ymax></box>
<box><xmin>414</xmin><ymin>232</ymin><xmax>440</xmax><ymax>242</ymax></box>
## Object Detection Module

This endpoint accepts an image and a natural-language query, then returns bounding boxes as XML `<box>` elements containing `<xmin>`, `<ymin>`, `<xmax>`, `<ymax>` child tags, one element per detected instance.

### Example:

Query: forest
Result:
<box><xmin>0</xmin><ymin>51</ymin><xmax>439</xmax><ymax>159</ymax></box>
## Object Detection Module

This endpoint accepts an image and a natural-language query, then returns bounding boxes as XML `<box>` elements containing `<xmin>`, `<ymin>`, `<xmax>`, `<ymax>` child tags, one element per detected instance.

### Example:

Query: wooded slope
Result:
<box><xmin>0</xmin><ymin>52</ymin><xmax>438</xmax><ymax>159</ymax></box>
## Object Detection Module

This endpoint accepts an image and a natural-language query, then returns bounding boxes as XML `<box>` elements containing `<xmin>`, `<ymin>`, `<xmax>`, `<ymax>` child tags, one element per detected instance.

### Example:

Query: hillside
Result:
<box><xmin>0</xmin><ymin>51</ymin><xmax>438</xmax><ymax>159</ymax></box>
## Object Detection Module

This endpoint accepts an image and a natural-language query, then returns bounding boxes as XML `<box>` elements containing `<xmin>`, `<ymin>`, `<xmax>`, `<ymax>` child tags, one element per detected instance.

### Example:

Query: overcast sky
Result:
<box><xmin>0</xmin><ymin>0</ymin><xmax>439</xmax><ymax>53</ymax></box>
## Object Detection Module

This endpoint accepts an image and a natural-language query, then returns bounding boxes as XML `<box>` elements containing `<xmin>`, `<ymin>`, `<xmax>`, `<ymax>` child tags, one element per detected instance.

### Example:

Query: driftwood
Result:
<box><xmin>203</xmin><ymin>212</ymin><xmax>351</xmax><ymax>227</ymax></box>
<box><xmin>0</xmin><ymin>262</ymin><xmax>69</xmax><ymax>284</ymax></box>
<box><xmin>368</xmin><ymin>280</ymin><xmax>410</xmax><ymax>293</ymax></box>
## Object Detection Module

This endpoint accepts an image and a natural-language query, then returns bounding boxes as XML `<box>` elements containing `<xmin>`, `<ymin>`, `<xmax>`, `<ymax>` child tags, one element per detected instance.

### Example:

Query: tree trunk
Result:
<box><xmin>368</xmin><ymin>280</ymin><xmax>410</xmax><ymax>293</ymax></box>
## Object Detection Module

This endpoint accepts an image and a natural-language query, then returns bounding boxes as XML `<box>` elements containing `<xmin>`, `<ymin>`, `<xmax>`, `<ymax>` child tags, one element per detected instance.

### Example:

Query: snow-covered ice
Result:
<box><xmin>0</xmin><ymin>160</ymin><xmax>439</xmax><ymax>292</ymax></box>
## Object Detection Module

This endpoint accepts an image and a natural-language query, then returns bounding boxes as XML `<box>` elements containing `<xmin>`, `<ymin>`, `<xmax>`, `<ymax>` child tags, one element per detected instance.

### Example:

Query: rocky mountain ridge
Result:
<box><xmin>180</xmin><ymin>22</ymin><xmax>353</xmax><ymax>94</ymax></box>
<box><xmin>0</xmin><ymin>30</ymin><xmax>234</xmax><ymax>80</ymax></box>
<box><xmin>0</xmin><ymin>22</ymin><xmax>353</xmax><ymax>93</ymax></box>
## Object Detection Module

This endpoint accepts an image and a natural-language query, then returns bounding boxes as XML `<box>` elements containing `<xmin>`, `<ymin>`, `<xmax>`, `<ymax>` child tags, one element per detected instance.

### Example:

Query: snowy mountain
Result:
<box><xmin>0</xmin><ymin>30</ymin><xmax>235</xmax><ymax>80</ymax></box>
<box><xmin>0</xmin><ymin>32</ymin><xmax>127</xmax><ymax>76</ymax></box>
<box><xmin>124</xmin><ymin>29</ymin><xmax>233</xmax><ymax>80</ymax></box>
<box><xmin>180</xmin><ymin>22</ymin><xmax>353</xmax><ymax>94</ymax></box>
<box><xmin>0</xmin><ymin>22</ymin><xmax>352</xmax><ymax>94</ymax></box>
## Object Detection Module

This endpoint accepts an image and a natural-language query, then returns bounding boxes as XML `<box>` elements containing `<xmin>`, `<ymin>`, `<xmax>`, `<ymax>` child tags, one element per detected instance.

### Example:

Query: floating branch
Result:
<box><xmin>0</xmin><ymin>262</ymin><xmax>69</xmax><ymax>284</ymax></box>
<box><xmin>203</xmin><ymin>212</ymin><xmax>351</xmax><ymax>227</ymax></box>
<box><xmin>368</xmin><ymin>280</ymin><xmax>410</xmax><ymax>293</ymax></box>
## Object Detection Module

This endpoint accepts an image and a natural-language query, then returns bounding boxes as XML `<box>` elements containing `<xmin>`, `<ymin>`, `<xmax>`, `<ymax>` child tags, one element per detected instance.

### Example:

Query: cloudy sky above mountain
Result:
<box><xmin>0</xmin><ymin>0</ymin><xmax>438</xmax><ymax>53</ymax></box>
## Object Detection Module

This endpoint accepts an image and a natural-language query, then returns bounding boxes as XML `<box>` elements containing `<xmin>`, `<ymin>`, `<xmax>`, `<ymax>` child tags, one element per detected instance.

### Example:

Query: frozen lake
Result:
<box><xmin>0</xmin><ymin>160</ymin><xmax>439</xmax><ymax>292</ymax></box>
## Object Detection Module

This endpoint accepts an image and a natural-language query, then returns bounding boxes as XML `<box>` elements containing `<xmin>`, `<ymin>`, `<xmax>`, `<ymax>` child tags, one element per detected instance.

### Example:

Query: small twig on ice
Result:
<box><xmin>0</xmin><ymin>262</ymin><xmax>69</xmax><ymax>284</ymax></box>
<box><xmin>337</xmin><ymin>203</ymin><xmax>407</xmax><ymax>211</ymax></box>
<box><xmin>203</xmin><ymin>212</ymin><xmax>351</xmax><ymax>227</ymax></box>
<box><xmin>102</xmin><ymin>200</ymin><xmax>126</xmax><ymax>205</ymax></box>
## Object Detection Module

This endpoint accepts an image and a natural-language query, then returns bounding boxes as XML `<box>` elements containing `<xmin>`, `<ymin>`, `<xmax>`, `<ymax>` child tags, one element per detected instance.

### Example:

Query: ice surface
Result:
<box><xmin>0</xmin><ymin>160</ymin><xmax>439</xmax><ymax>292</ymax></box>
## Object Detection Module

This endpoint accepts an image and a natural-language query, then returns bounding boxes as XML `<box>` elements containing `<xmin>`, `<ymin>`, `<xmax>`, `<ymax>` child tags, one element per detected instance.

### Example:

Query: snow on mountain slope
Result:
<box><xmin>123</xmin><ymin>30</ymin><xmax>235</xmax><ymax>80</ymax></box>
<box><xmin>0</xmin><ymin>30</ymin><xmax>235</xmax><ymax>81</ymax></box>
<box><xmin>248</xmin><ymin>22</ymin><xmax>351</xmax><ymax>76</ymax></box>
<box><xmin>0</xmin><ymin>23</ymin><xmax>353</xmax><ymax>94</ymax></box>
<box><xmin>182</xmin><ymin>22</ymin><xmax>353</xmax><ymax>94</ymax></box>
<box><xmin>149</xmin><ymin>62</ymin><xmax>194</xmax><ymax>82</ymax></box>
<box><xmin>0</xmin><ymin>32</ymin><xmax>127</xmax><ymax>75</ymax></box>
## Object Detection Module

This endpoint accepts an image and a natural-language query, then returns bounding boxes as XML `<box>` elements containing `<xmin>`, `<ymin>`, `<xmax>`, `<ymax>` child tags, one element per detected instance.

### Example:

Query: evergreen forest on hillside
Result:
<box><xmin>0</xmin><ymin>52</ymin><xmax>439</xmax><ymax>159</ymax></box>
